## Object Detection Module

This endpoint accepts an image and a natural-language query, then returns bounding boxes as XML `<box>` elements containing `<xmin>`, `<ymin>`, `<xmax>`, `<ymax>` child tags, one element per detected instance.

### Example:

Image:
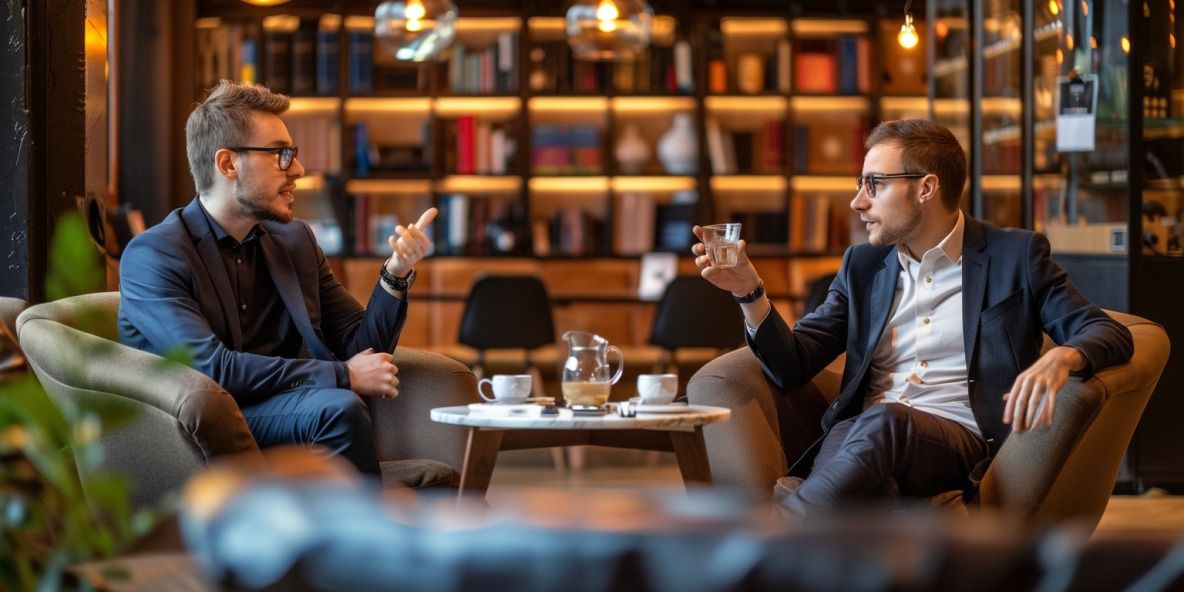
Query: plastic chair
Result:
<box><xmin>458</xmin><ymin>275</ymin><xmax>557</xmax><ymax>380</ymax></box>
<box><xmin>648</xmin><ymin>275</ymin><xmax>745</xmax><ymax>374</ymax></box>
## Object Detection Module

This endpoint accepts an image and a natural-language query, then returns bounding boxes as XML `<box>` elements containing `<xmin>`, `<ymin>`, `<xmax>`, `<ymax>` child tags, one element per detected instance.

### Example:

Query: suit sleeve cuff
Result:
<box><xmin>334</xmin><ymin>361</ymin><xmax>351</xmax><ymax>388</ymax></box>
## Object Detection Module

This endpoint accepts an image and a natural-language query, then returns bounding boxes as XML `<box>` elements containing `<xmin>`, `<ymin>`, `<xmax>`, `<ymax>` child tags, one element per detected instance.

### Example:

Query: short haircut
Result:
<box><xmin>865</xmin><ymin>119</ymin><xmax>967</xmax><ymax>210</ymax></box>
<box><xmin>185</xmin><ymin>80</ymin><xmax>290</xmax><ymax>193</ymax></box>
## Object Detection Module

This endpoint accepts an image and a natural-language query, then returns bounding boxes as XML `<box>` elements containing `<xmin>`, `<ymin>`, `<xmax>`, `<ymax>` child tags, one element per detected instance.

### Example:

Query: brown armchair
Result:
<box><xmin>16</xmin><ymin>292</ymin><xmax>478</xmax><ymax>507</ymax></box>
<box><xmin>686</xmin><ymin>310</ymin><xmax>1170</xmax><ymax>532</ymax></box>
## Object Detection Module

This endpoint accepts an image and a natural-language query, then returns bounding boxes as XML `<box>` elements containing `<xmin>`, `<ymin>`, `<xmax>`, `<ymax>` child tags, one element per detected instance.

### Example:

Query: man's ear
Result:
<box><xmin>214</xmin><ymin>148</ymin><xmax>239</xmax><ymax>181</ymax></box>
<box><xmin>919</xmin><ymin>173</ymin><xmax>940</xmax><ymax>204</ymax></box>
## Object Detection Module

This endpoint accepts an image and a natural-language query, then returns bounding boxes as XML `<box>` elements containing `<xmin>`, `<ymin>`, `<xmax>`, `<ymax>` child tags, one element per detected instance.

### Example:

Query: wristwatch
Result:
<box><xmin>380</xmin><ymin>259</ymin><xmax>416</xmax><ymax>292</ymax></box>
<box><xmin>733</xmin><ymin>281</ymin><xmax>765</xmax><ymax>304</ymax></box>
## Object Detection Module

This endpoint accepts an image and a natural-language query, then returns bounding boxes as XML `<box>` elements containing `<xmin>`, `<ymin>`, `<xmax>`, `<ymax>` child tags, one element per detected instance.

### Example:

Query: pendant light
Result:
<box><xmin>565</xmin><ymin>0</ymin><xmax>654</xmax><ymax>61</ymax></box>
<box><xmin>375</xmin><ymin>0</ymin><xmax>459</xmax><ymax>62</ymax></box>
<box><xmin>898</xmin><ymin>0</ymin><xmax>919</xmax><ymax>49</ymax></box>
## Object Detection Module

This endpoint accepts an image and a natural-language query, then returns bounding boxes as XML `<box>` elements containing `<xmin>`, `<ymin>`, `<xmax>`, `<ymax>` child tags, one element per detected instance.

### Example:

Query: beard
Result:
<box><xmin>867</xmin><ymin>197</ymin><xmax>922</xmax><ymax>247</ymax></box>
<box><xmin>234</xmin><ymin>181</ymin><xmax>293</xmax><ymax>224</ymax></box>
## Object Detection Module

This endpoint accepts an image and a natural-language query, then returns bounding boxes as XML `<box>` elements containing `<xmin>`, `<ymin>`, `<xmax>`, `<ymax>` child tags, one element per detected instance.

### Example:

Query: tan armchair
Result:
<box><xmin>687</xmin><ymin>310</ymin><xmax>1170</xmax><ymax>532</ymax></box>
<box><xmin>16</xmin><ymin>292</ymin><xmax>478</xmax><ymax>507</ymax></box>
<box><xmin>1</xmin><ymin>296</ymin><xmax>26</xmax><ymax>335</ymax></box>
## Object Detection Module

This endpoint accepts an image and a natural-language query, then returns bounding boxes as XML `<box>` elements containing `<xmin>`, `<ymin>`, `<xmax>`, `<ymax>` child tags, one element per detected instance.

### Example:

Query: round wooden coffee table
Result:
<box><xmin>430</xmin><ymin>404</ymin><xmax>730</xmax><ymax>498</ymax></box>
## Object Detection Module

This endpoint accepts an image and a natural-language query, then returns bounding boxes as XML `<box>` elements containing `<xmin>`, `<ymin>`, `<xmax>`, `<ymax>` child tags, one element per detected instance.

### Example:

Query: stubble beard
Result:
<box><xmin>234</xmin><ymin>183</ymin><xmax>293</xmax><ymax>224</ymax></box>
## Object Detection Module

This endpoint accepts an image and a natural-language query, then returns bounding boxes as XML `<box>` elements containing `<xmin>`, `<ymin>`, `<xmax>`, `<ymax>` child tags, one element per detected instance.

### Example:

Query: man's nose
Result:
<box><xmin>851</xmin><ymin>190</ymin><xmax>869</xmax><ymax>212</ymax></box>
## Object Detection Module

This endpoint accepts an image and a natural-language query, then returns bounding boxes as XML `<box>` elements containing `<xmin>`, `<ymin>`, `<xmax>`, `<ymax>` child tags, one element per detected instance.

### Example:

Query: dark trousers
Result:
<box><xmin>240</xmin><ymin>387</ymin><xmax>381</xmax><ymax>475</ymax></box>
<box><xmin>781</xmin><ymin>402</ymin><xmax>987</xmax><ymax>515</ymax></box>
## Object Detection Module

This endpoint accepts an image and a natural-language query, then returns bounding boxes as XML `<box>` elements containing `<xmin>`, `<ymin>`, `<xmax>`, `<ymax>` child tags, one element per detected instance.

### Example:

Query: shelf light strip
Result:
<box><xmin>711</xmin><ymin>176</ymin><xmax>788</xmax><ymax>192</ymax></box>
<box><xmin>530</xmin><ymin>97</ymin><xmax>609</xmax><ymax>113</ymax></box>
<box><xmin>346</xmin><ymin>98</ymin><xmax>432</xmax><ymax>114</ymax></box>
<box><xmin>611</xmin><ymin>176</ymin><xmax>697</xmax><ymax>192</ymax></box>
<box><xmin>529</xmin><ymin>177</ymin><xmax>610</xmax><ymax>192</ymax></box>
<box><xmin>791</xmin><ymin>176</ymin><xmax>855</xmax><ymax>192</ymax></box>
<box><xmin>721</xmin><ymin>19</ymin><xmax>788</xmax><ymax>36</ymax></box>
<box><xmin>346</xmin><ymin>179</ymin><xmax>433</xmax><ymax>194</ymax></box>
<box><xmin>287</xmin><ymin>97</ymin><xmax>340</xmax><ymax>115</ymax></box>
<box><xmin>705</xmin><ymin>96</ymin><xmax>788</xmax><ymax>112</ymax></box>
<box><xmin>790</xmin><ymin>96</ymin><xmax>869</xmax><ymax>111</ymax></box>
<box><xmin>438</xmin><ymin>176</ymin><xmax>522</xmax><ymax>193</ymax></box>
<box><xmin>791</xmin><ymin>19</ymin><xmax>869</xmax><ymax>35</ymax></box>
<box><xmin>611</xmin><ymin>97</ymin><xmax>696</xmax><ymax>112</ymax></box>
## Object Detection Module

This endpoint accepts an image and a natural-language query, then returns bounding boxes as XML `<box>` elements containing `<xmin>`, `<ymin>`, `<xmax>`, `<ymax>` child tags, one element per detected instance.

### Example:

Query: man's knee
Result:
<box><xmin>315</xmin><ymin>389</ymin><xmax>373</xmax><ymax>431</ymax></box>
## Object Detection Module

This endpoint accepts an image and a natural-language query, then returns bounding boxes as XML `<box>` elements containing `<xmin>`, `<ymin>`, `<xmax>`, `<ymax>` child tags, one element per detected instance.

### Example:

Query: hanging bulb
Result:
<box><xmin>566</xmin><ymin>0</ymin><xmax>653</xmax><ymax>61</ymax></box>
<box><xmin>240</xmin><ymin>0</ymin><xmax>291</xmax><ymax>5</ymax></box>
<box><xmin>375</xmin><ymin>0</ymin><xmax>458</xmax><ymax>62</ymax></box>
<box><xmin>898</xmin><ymin>12</ymin><xmax>919</xmax><ymax>49</ymax></box>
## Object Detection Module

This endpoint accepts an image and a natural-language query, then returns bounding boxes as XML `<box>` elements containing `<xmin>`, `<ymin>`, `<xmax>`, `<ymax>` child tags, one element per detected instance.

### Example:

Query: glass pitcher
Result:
<box><xmin>561</xmin><ymin>330</ymin><xmax>624</xmax><ymax>407</ymax></box>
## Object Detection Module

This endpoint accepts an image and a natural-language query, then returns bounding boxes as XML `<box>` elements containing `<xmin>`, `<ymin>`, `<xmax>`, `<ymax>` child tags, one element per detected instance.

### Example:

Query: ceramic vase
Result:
<box><xmin>614</xmin><ymin>123</ymin><xmax>650</xmax><ymax>174</ymax></box>
<box><xmin>657</xmin><ymin>113</ymin><xmax>697</xmax><ymax>175</ymax></box>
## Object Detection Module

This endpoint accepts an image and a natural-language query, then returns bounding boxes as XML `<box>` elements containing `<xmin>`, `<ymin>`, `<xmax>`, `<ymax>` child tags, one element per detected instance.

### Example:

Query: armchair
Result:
<box><xmin>686</xmin><ymin>310</ymin><xmax>1169</xmax><ymax>532</ymax></box>
<box><xmin>16</xmin><ymin>292</ymin><xmax>478</xmax><ymax>507</ymax></box>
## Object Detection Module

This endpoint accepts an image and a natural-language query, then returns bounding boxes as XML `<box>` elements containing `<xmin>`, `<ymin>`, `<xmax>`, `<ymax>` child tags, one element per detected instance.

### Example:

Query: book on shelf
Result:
<box><xmin>776</xmin><ymin>39</ymin><xmax>792</xmax><ymax>93</ymax></box>
<box><xmin>794</xmin><ymin>39</ymin><xmax>836</xmax><ymax>94</ymax></box>
<box><xmin>531</xmin><ymin>125</ymin><xmax>602</xmax><ymax>175</ymax></box>
<box><xmin>613</xmin><ymin>193</ymin><xmax>656</xmax><ymax>255</ymax></box>
<box><xmin>316</xmin><ymin>14</ymin><xmax>340</xmax><ymax>95</ymax></box>
<box><xmin>673</xmin><ymin>40</ymin><xmax>694</xmax><ymax>93</ymax></box>
<box><xmin>347</xmin><ymin>24</ymin><xmax>374</xmax><ymax>94</ymax></box>
<box><xmin>444</xmin><ymin>117</ymin><xmax>515</xmax><ymax>175</ymax></box>
<box><xmin>262</xmin><ymin>16</ymin><xmax>297</xmax><ymax>94</ymax></box>
<box><xmin>549</xmin><ymin>207</ymin><xmax>602</xmax><ymax>256</ymax></box>
<box><xmin>654</xmin><ymin>201</ymin><xmax>696</xmax><ymax>252</ymax></box>
<box><xmin>290</xmin><ymin>20</ymin><xmax>317</xmax><ymax>95</ymax></box>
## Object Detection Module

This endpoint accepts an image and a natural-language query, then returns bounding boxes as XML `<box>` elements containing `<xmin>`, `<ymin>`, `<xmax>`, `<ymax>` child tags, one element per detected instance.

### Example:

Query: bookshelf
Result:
<box><xmin>190</xmin><ymin>2</ymin><xmax>924</xmax><ymax>349</ymax></box>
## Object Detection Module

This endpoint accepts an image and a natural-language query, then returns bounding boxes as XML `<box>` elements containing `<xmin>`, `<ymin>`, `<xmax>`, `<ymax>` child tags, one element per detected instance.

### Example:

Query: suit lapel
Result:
<box><xmin>961</xmin><ymin>217</ymin><xmax>989</xmax><ymax>371</ymax></box>
<box><xmin>259</xmin><ymin>230</ymin><xmax>334</xmax><ymax>361</ymax></box>
<box><xmin>180</xmin><ymin>200</ymin><xmax>244</xmax><ymax>350</ymax></box>
<box><xmin>864</xmin><ymin>249</ymin><xmax>900</xmax><ymax>355</ymax></box>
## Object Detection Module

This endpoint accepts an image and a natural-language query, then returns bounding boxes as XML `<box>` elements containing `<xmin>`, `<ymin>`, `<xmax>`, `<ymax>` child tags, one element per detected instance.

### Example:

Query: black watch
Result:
<box><xmin>733</xmin><ymin>281</ymin><xmax>765</xmax><ymax>304</ymax></box>
<box><xmin>380</xmin><ymin>260</ymin><xmax>416</xmax><ymax>292</ymax></box>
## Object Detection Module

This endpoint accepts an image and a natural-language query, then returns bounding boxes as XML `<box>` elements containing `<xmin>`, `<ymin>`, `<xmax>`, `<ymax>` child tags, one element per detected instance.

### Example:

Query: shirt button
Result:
<box><xmin>919</xmin><ymin>360</ymin><xmax>929</xmax><ymax>368</ymax></box>
<box><xmin>241</xmin><ymin>304</ymin><xmax>247</xmax><ymax>311</ymax></box>
<box><xmin>924</xmin><ymin>275</ymin><xmax>933</xmax><ymax>284</ymax></box>
<box><xmin>908</xmin><ymin>374</ymin><xmax>925</xmax><ymax>385</ymax></box>
<box><xmin>236</xmin><ymin>258</ymin><xmax>242</xmax><ymax>264</ymax></box>
<box><xmin>922</xmin><ymin>317</ymin><xmax>931</xmax><ymax>325</ymax></box>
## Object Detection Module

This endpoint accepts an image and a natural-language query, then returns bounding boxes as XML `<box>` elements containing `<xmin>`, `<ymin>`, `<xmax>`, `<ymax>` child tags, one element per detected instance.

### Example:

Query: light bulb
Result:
<box><xmin>405</xmin><ymin>0</ymin><xmax>426</xmax><ymax>21</ymax></box>
<box><xmin>239</xmin><ymin>0</ymin><xmax>291</xmax><ymax>5</ymax></box>
<box><xmin>898</xmin><ymin>13</ymin><xmax>919</xmax><ymax>49</ymax></box>
<box><xmin>566</xmin><ymin>0</ymin><xmax>653</xmax><ymax>61</ymax></box>
<box><xmin>375</xmin><ymin>0</ymin><xmax>458</xmax><ymax>62</ymax></box>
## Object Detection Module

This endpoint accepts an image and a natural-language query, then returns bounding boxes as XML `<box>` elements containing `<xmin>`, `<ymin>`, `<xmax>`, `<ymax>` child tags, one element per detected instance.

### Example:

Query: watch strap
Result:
<box><xmin>733</xmin><ymin>281</ymin><xmax>765</xmax><ymax>304</ymax></box>
<box><xmin>380</xmin><ymin>259</ymin><xmax>414</xmax><ymax>292</ymax></box>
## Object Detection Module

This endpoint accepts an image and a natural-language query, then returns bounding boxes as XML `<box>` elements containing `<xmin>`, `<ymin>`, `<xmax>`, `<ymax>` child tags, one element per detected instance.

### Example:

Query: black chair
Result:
<box><xmin>458</xmin><ymin>275</ymin><xmax>556</xmax><ymax>377</ymax></box>
<box><xmin>802</xmin><ymin>272</ymin><xmax>837</xmax><ymax>317</ymax></box>
<box><xmin>648</xmin><ymin>276</ymin><xmax>745</xmax><ymax>373</ymax></box>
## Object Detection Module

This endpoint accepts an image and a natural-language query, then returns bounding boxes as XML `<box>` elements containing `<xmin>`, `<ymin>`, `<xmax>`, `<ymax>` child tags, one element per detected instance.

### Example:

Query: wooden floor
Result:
<box><xmin>486</xmin><ymin>453</ymin><xmax>1184</xmax><ymax>539</ymax></box>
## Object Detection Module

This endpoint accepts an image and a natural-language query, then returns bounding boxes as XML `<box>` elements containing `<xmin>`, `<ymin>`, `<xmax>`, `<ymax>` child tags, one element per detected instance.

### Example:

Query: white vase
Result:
<box><xmin>614</xmin><ymin>123</ymin><xmax>650</xmax><ymax>174</ymax></box>
<box><xmin>657</xmin><ymin>113</ymin><xmax>697</xmax><ymax>175</ymax></box>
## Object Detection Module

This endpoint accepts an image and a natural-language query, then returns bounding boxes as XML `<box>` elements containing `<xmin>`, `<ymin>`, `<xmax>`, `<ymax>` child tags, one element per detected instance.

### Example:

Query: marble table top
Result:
<box><xmin>430</xmin><ymin>404</ymin><xmax>730</xmax><ymax>430</ymax></box>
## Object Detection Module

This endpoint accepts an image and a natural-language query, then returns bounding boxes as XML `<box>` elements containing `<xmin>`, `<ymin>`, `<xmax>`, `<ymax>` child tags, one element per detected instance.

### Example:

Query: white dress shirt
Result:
<box><xmin>863</xmin><ymin>211</ymin><xmax>978</xmax><ymax>436</ymax></box>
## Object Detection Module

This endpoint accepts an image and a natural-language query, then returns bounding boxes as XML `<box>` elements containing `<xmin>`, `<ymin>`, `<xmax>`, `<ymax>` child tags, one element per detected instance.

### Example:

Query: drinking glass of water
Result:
<box><xmin>701</xmin><ymin>223</ymin><xmax>742</xmax><ymax>268</ymax></box>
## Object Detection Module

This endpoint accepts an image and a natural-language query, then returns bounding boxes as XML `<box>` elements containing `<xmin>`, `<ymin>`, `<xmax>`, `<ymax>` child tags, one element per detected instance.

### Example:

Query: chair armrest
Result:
<box><xmin>982</xmin><ymin>314</ymin><xmax>1169</xmax><ymax>531</ymax></box>
<box><xmin>369</xmin><ymin>347</ymin><xmax>479</xmax><ymax>473</ymax></box>
<box><xmin>17</xmin><ymin>317</ymin><xmax>260</xmax><ymax>463</ymax></box>
<box><xmin>687</xmin><ymin>347</ymin><xmax>836</xmax><ymax>498</ymax></box>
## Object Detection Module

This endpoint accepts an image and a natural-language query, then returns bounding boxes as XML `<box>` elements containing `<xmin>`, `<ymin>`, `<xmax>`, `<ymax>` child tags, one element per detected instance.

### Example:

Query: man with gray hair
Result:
<box><xmin>119</xmin><ymin>80</ymin><xmax>438</xmax><ymax>481</ymax></box>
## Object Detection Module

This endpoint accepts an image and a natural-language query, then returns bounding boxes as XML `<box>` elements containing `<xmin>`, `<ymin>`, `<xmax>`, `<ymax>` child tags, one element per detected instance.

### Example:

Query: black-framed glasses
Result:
<box><xmin>855</xmin><ymin>172</ymin><xmax>927</xmax><ymax>198</ymax></box>
<box><xmin>226</xmin><ymin>146</ymin><xmax>299</xmax><ymax>171</ymax></box>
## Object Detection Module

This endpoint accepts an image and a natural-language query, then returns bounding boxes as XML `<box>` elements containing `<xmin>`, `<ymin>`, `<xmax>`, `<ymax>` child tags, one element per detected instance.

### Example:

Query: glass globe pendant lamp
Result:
<box><xmin>565</xmin><ymin>0</ymin><xmax>653</xmax><ymax>61</ymax></box>
<box><xmin>375</xmin><ymin>0</ymin><xmax>458</xmax><ymax>62</ymax></box>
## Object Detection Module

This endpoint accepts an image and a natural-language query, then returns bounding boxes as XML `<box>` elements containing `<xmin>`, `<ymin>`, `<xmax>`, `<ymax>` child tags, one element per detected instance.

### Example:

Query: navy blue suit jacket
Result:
<box><xmin>119</xmin><ymin>198</ymin><xmax>407</xmax><ymax>404</ymax></box>
<box><xmin>748</xmin><ymin>216</ymin><xmax>1133</xmax><ymax>469</ymax></box>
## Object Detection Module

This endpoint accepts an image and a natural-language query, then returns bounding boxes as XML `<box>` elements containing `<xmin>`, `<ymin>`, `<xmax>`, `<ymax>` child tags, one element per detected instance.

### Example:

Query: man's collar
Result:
<box><xmin>197</xmin><ymin>199</ymin><xmax>263</xmax><ymax>244</ymax></box>
<box><xmin>897</xmin><ymin>210</ymin><xmax>965</xmax><ymax>265</ymax></box>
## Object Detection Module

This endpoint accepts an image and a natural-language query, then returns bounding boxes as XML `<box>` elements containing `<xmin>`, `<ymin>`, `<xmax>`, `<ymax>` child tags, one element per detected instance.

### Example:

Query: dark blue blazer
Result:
<box><xmin>749</xmin><ymin>216</ymin><xmax>1133</xmax><ymax>467</ymax></box>
<box><xmin>119</xmin><ymin>198</ymin><xmax>407</xmax><ymax>403</ymax></box>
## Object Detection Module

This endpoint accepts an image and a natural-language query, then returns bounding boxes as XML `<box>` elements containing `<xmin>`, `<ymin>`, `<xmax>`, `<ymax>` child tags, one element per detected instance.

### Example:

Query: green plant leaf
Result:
<box><xmin>45</xmin><ymin>212</ymin><xmax>103</xmax><ymax>301</ymax></box>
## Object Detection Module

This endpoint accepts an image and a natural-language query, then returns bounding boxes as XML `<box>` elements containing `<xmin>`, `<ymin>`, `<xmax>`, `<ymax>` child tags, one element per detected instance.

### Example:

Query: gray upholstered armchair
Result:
<box><xmin>687</xmin><ymin>310</ymin><xmax>1170</xmax><ymax>532</ymax></box>
<box><xmin>16</xmin><ymin>292</ymin><xmax>478</xmax><ymax>507</ymax></box>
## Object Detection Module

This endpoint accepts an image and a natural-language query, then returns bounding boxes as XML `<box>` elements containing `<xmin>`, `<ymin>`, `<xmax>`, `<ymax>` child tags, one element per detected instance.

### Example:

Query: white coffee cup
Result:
<box><xmin>478</xmin><ymin>374</ymin><xmax>533</xmax><ymax>404</ymax></box>
<box><xmin>637</xmin><ymin>373</ymin><xmax>678</xmax><ymax>405</ymax></box>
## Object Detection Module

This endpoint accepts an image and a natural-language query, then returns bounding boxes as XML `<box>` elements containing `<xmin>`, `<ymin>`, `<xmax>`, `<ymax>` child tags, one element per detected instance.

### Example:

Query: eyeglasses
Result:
<box><xmin>226</xmin><ymin>146</ymin><xmax>299</xmax><ymax>171</ymax></box>
<box><xmin>855</xmin><ymin>172</ymin><xmax>928</xmax><ymax>198</ymax></box>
